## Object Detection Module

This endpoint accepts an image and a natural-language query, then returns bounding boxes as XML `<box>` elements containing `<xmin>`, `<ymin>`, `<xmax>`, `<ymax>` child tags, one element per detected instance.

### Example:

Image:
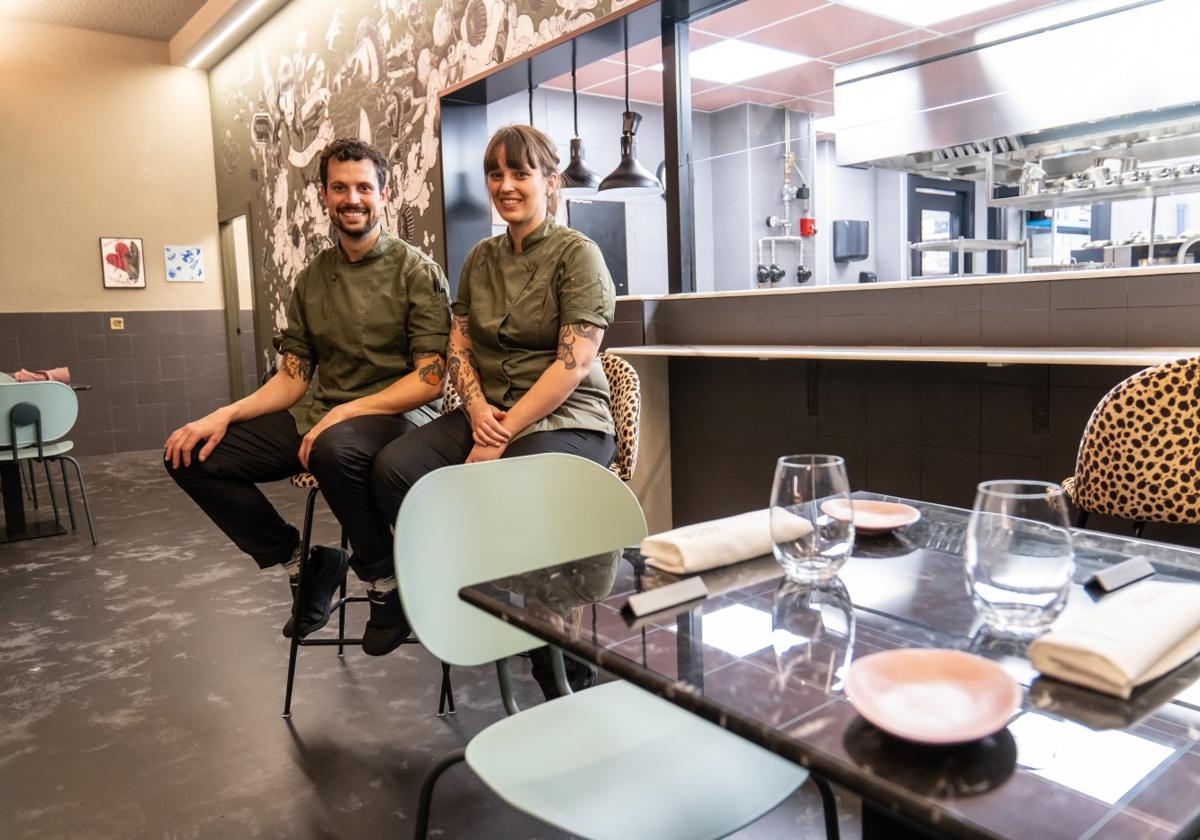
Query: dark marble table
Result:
<box><xmin>460</xmin><ymin>493</ymin><xmax>1200</xmax><ymax>840</ymax></box>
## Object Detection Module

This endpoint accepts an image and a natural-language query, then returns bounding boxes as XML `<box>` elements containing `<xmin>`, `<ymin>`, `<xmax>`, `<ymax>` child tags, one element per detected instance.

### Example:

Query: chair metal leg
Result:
<box><xmin>63</xmin><ymin>457</ymin><xmax>97</xmax><ymax>546</ymax></box>
<box><xmin>495</xmin><ymin>658</ymin><xmax>520</xmax><ymax>717</ymax></box>
<box><xmin>41</xmin><ymin>460</ymin><xmax>62</xmax><ymax>527</ymax></box>
<box><xmin>1075</xmin><ymin>510</ymin><xmax>1089</xmax><ymax>529</ymax></box>
<box><xmin>337</xmin><ymin>528</ymin><xmax>349</xmax><ymax>657</ymax></box>
<box><xmin>810</xmin><ymin>774</ymin><xmax>840</xmax><ymax>840</ymax></box>
<box><xmin>550</xmin><ymin>646</ymin><xmax>572</xmax><ymax>697</ymax></box>
<box><xmin>1133</xmin><ymin>520</ymin><xmax>1146</xmax><ymax>538</ymax></box>
<box><xmin>22</xmin><ymin>459</ymin><xmax>35</xmax><ymax>503</ymax></box>
<box><xmin>438</xmin><ymin>662</ymin><xmax>456</xmax><ymax>716</ymax></box>
<box><xmin>413</xmin><ymin>747</ymin><xmax>467</xmax><ymax>840</ymax></box>
<box><xmin>282</xmin><ymin>487</ymin><xmax>319</xmax><ymax>718</ymax></box>
<box><xmin>58</xmin><ymin>460</ymin><xmax>77</xmax><ymax>531</ymax></box>
<box><xmin>26</xmin><ymin>459</ymin><xmax>38</xmax><ymax>508</ymax></box>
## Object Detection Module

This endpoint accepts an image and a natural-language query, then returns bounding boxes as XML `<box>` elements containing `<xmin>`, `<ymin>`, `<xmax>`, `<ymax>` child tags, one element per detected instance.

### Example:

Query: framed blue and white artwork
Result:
<box><xmin>164</xmin><ymin>245</ymin><xmax>205</xmax><ymax>282</ymax></box>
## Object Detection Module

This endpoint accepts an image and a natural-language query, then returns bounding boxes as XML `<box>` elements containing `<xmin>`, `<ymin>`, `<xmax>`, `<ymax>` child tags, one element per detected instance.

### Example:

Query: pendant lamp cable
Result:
<box><xmin>528</xmin><ymin>60</ymin><xmax>534</xmax><ymax>124</ymax></box>
<box><xmin>571</xmin><ymin>40</ymin><xmax>579</xmax><ymax>136</ymax></box>
<box><xmin>622</xmin><ymin>17</ymin><xmax>630</xmax><ymax>113</ymax></box>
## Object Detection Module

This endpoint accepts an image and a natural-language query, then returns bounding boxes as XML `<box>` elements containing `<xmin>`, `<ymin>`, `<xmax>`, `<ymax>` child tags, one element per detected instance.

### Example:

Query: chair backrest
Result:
<box><xmin>0</xmin><ymin>381</ymin><xmax>78</xmax><ymax>449</ymax></box>
<box><xmin>1071</xmin><ymin>355</ymin><xmax>1200</xmax><ymax>524</ymax></box>
<box><xmin>441</xmin><ymin>378</ymin><xmax>462</xmax><ymax>415</ymax></box>
<box><xmin>599</xmin><ymin>352</ymin><xmax>640</xmax><ymax>481</ymax></box>
<box><xmin>394</xmin><ymin>453</ymin><xmax>647</xmax><ymax>668</ymax></box>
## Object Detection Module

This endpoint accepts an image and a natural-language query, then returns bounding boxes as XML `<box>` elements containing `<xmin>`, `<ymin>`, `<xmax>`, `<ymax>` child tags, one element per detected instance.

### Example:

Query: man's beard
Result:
<box><xmin>330</xmin><ymin>207</ymin><xmax>378</xmax><ymax>239</ymax></box>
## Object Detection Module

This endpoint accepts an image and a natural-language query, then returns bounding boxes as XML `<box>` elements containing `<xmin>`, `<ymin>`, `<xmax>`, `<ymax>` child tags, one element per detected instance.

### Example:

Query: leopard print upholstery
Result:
<box><xmin>290</xmin><ymin>471</ymin><xmax>319</xmax><ymax>489</ymax></box>
<box><xmin>1063</xmin><ymin>356</ymin><xmax>1200</xmax><ymax>525</ymax></box>
<box><xmin>600</xmin><ymin>352</ymin><xmax>640</xmax><ymax>482</ymax></box>
<box><xmin>441</xmin><ymin>380</ymin><xmax>463</xmax><ymax>415</ymax></box>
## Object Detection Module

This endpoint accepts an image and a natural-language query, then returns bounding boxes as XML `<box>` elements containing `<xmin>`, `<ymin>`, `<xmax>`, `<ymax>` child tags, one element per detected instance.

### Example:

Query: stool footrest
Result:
<box><xmin>299</xmin><ymin>637</ymin><xmax>364</xmax><ymax>647</ymax></box>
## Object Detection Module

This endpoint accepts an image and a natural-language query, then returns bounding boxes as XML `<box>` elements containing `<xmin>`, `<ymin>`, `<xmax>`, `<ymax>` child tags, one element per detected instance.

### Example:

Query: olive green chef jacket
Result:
<box><xmin>275</xmin><ymin>229</ymin><xmax>451</xmax><ymax>435</ymax></box>
<box><xmin>453</xmin><ymin>216</ymin><xmax>616</xmax><ymax>439</ymax></box>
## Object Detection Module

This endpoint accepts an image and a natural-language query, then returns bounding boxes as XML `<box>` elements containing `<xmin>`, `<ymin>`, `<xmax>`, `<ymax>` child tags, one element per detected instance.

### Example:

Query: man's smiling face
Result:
<box><xmin>321</xmin><ymin>157</ymin><xmax>389</xmax><ymax>240</ymax></box>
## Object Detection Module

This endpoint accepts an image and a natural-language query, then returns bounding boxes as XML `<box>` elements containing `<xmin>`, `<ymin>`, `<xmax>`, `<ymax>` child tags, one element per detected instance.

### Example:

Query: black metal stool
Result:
<box><xmin>281</xmin><ymin>471</ymin><xmax>455</xmax><ymax>718</ymax></box>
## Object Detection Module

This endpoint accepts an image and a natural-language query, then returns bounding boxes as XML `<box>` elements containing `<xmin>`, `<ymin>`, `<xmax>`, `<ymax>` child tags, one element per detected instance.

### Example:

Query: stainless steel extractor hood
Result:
<box><xmin>833</xmin><ymin>0</ymin><xmax>1200</xmax><ymax>183</ymax></box>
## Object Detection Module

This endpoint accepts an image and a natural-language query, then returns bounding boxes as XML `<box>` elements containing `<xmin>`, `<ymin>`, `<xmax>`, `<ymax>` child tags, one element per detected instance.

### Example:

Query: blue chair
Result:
<box><xmin>0</xmin><ymin>380</ymin><xmax>97</xmax><ymax>544</ymax></box>
<box><xmin>396</xmin><ymin>453</ymin><xmax>834</xmax><ymax>840</ymax></box>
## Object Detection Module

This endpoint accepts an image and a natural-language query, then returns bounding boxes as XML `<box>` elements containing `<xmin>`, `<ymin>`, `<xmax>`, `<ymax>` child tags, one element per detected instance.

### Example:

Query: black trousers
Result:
<box><xmin>167</xmin><ymin>410</ymin><xmax>415</xmax><ymax>581</ymax></box>
<box><xmin>371</xmin><ymin>409</ymin><xmax>616</xmax><ymax>534</ymax></box>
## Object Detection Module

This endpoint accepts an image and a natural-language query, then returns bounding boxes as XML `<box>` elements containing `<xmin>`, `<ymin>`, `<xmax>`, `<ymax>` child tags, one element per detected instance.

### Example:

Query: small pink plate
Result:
<box><xmin>821</xmin><ymin>499</ymin><xmax>921</xmax><ymax>534</ymax></box>
<box><xmin>845</xmin><ymin>649</ymin><xmax>1021</xmax><ymax>745</ymax></box>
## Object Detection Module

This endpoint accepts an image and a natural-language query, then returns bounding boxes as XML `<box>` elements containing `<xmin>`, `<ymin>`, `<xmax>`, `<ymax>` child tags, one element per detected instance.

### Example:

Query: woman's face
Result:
<box><xmin>487</xmin><ymin>148</ymin><xmax>553</xmax><ymax>231</ymax></box>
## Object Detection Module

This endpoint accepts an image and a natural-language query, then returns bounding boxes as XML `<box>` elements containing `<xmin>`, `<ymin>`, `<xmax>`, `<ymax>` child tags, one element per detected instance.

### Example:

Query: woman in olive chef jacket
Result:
<box><xmin>369</xmin><ymin>125</ymin><xmax>618</xmax><ymax>688</ymax></box>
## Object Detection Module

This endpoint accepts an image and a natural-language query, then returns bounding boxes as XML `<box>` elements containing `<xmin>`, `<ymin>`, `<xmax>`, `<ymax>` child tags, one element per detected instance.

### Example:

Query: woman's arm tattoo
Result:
<box><xmin>556</xmin><ymin>323</ymin><xmax>601</xmax><ymax>371</ymax></box>
<box><xmin>448</xmin><ymin>348</ymin><xmax>484</xmax><ymax>408</ymax></box>
<box><xmin>280</xmin><ymin>352</ymin><xmax>314</xmax><ymax>382</ymax></box>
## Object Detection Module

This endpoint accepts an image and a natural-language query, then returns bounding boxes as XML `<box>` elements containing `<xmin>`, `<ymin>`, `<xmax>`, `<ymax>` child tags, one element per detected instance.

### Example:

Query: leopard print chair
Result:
<box><xmin>284</xmin><ymin>383</ymin><xmax>463</xmax><ymax>718</ymax></box>
<box><xmin>1062</xmin><ymin>355</ymin><xmax>1200</xmax><ymax>534</ymax></box>
<box><xmin>600</xmin><ymin>352</ymin><xmax>640</xmax><ymax>482</ymax></box>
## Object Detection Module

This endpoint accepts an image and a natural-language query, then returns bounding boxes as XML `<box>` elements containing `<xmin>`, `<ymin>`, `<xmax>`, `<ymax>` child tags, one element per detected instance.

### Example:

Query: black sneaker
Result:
<box><xmin>362</xmin><ymin>588</ymin><xmax>411</xmax><ymax>656</ymax></box>
<box><xmin>281</xmin><ymin>546</ymin><xmax>348</xmax><ymax>639</ymax></box>
<box><xmin>528</xmin><ymin>646</ymin><xmax>597</xmax><ymax>701</ymax></box>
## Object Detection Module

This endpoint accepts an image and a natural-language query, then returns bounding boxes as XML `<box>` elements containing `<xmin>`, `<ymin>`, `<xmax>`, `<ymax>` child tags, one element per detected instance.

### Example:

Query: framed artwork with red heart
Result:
<box><xmin>100</xmin><ymin>237</ymin><xmax>146</xmax><ymax>289</ymax></box>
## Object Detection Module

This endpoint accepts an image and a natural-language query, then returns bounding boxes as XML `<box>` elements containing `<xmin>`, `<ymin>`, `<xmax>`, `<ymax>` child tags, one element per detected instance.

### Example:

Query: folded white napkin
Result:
<box><xmin>641</xmin><ymin>509</ymin><xmax>811</xmax><ymax>574</ymax></box>
<box><xmin>1028</xmin><ymin>580</ymin><xmax>1200</xmax><ymax>699</ymax></box>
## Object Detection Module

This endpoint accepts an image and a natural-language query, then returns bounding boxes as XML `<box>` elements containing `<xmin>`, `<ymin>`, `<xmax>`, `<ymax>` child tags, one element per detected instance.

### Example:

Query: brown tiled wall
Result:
<box><xmin>0</xmin><ymin>310</ymin><xmax>232</xmax><ymax>456</ymax></box>
<box><xmin>667</xmin><ymin>357</ymin><xmax>1200</xmax><ymax>547</ymax></box>
<box><xmin>641</xmin><ymin>272</ymin><xmax>1200</xmax><ymax>347</ymax></box>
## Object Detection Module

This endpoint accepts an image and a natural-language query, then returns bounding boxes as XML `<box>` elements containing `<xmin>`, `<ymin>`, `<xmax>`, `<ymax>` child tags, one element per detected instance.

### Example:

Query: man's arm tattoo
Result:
<box><xmin>452</xmin><ymin>315</ymin><xmax>471</xmax><ymax>339</ymax></box>
<box><xmin>569</xmin><ymin>323</ymin><xmax>602</xmax><ymax>344</ymax></box>
<box><xmin>280</xmin><ymin>352</ymin><xmax>314</xmax><ymax>382</ymax></box>
<box><xmin>413</xmin><ymin>351</ymin><xmax>444</xmax><ymax>387</ymax></box>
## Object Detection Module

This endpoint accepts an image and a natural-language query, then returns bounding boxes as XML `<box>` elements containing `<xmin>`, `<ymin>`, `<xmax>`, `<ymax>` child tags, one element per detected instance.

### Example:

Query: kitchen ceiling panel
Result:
<box><xmin>692</xmin><ymin>0</ymin><xmax>827</xmax><ymax>37</ymax></box>
<box><xmin>778</xmin><ymin>95</ymin><xmax>835</xmax><ymax>116</ymax></box>
<box><xmin>543</xmin><ymin>58</ymin><xmax>628</xmax><ymax>92</ymax></box>
<box><xmin>821</xmin><ymin>29</ymin><xmax>936</xmax><ymax>64</ymax></box>
<box><xmin>691</xmin><ymin>84</ymin><xmax>794</xmax><ymax>111</ymax></box>
<box><xmin>741</xmin><ymin>3</ymin><xmax>912</xmax><ymax>57</ymax></box>
<box><xmin>583</xmin><ymin>68</ymin><xmax>667</xmax><ymax>105</ymax></box>
<box><xmin>734</xmin><ymin>60</ymin><xmax>835</xmax><ymax>98</ymax></box>
<box><xmin>925</xmin><ymin>0</ymin><xmax>1060</xmax><ymax>34</ymax></box>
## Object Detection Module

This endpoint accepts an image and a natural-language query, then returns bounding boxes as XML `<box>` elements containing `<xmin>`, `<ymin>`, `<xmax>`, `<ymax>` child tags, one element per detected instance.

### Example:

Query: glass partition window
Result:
<box><xmin>539</xmin><ymin>40</ymin><xmax>667</xmax><ymax>297</ymax></box>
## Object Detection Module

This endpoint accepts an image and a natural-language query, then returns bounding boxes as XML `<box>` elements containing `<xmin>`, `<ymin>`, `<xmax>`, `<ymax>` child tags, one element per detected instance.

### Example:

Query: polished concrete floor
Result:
<box><xmin>0</xmin><ymin>451</ymin><xmax>858</xmax><ymax>839</ymax></box>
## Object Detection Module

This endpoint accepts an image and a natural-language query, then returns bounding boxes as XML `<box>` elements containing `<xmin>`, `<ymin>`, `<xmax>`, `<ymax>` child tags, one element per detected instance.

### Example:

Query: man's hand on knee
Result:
<box><xmin>164</xmin><ymin>408</ymin><xmax>233</xmax><ymax>469</ymax></box>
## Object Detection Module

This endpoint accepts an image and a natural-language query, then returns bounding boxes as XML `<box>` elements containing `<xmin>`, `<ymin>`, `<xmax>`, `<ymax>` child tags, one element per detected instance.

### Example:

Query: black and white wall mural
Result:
<box><xmin>208</xmin><ymin>0</ymin><xmax>630</xmax><ymax>361</ymax></box>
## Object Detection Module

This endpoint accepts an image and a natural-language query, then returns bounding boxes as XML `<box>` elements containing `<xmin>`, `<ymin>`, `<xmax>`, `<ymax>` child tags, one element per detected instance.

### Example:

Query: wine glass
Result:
<box><xmin>965</xmin><ymin>480</ymin><xmax>1074</xmax><ymax>637</ymax></box>
<box><xmin>770</xmin><ymin>454</ymin><xmax>854</xmax><ymax>583</ymax></box>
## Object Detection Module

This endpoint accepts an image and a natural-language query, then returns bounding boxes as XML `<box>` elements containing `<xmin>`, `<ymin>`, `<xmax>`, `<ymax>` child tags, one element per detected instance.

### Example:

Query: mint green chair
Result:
<box><xmin>395</xmin><ymin>453</ymin><xmax>826</xmax><ymax>840</ymax></box>
<box><xmin>0</xmin><ymin>380</ymin><xmax>97</xmax><ymax>544</ymax></box>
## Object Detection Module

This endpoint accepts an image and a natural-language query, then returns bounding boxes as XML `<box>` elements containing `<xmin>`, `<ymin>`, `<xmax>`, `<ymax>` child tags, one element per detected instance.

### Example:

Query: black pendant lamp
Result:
<box><xmin>597</xmin><ymin>17</ymin><xmax>663</xmax><ymax>198</ymax></box>
<box><xmin>560</xmin><ymin>40</ymin><xmax>600</xmax><ymax>196</ymax></box>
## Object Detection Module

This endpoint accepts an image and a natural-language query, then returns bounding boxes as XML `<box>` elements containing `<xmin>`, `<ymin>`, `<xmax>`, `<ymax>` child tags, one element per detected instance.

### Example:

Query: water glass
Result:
<box><xmin>770</xmin><ymin>455</ymin><xmax>855</xmax><ymax>583</ymax></box>
<box><xmin>965</xmin><ymin>480</ymin><xmax>1074</xmax><ymax>636</ymax></box>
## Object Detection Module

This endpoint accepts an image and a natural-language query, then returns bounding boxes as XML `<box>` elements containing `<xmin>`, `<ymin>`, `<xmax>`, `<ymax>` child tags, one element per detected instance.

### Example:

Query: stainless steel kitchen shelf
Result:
<box><xmin>910</xmin><ymin>238</ymin><xmax>1029</xmax><ymax>277</ymax></box>
<box><xmin>988</xmin><ymin>171</ymin><xmax>1200</xmax><ymax>211</ymax></box>
<box><xmin>910</xmin><ymin>238</ymin><xmax>1027</xmax><ymax>252</ymax></box>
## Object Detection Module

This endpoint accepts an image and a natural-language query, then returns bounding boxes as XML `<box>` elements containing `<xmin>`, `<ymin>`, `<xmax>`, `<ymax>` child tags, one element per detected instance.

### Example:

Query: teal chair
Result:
<box><xmin>395</xmin><ymin>453</ymin><xmax>832</xmax><ymax>840</ymax></box>
<box><xmin>0</xmin><ymin>380</ymin><xmax>97</xmax><ymax>544</ymax></box>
